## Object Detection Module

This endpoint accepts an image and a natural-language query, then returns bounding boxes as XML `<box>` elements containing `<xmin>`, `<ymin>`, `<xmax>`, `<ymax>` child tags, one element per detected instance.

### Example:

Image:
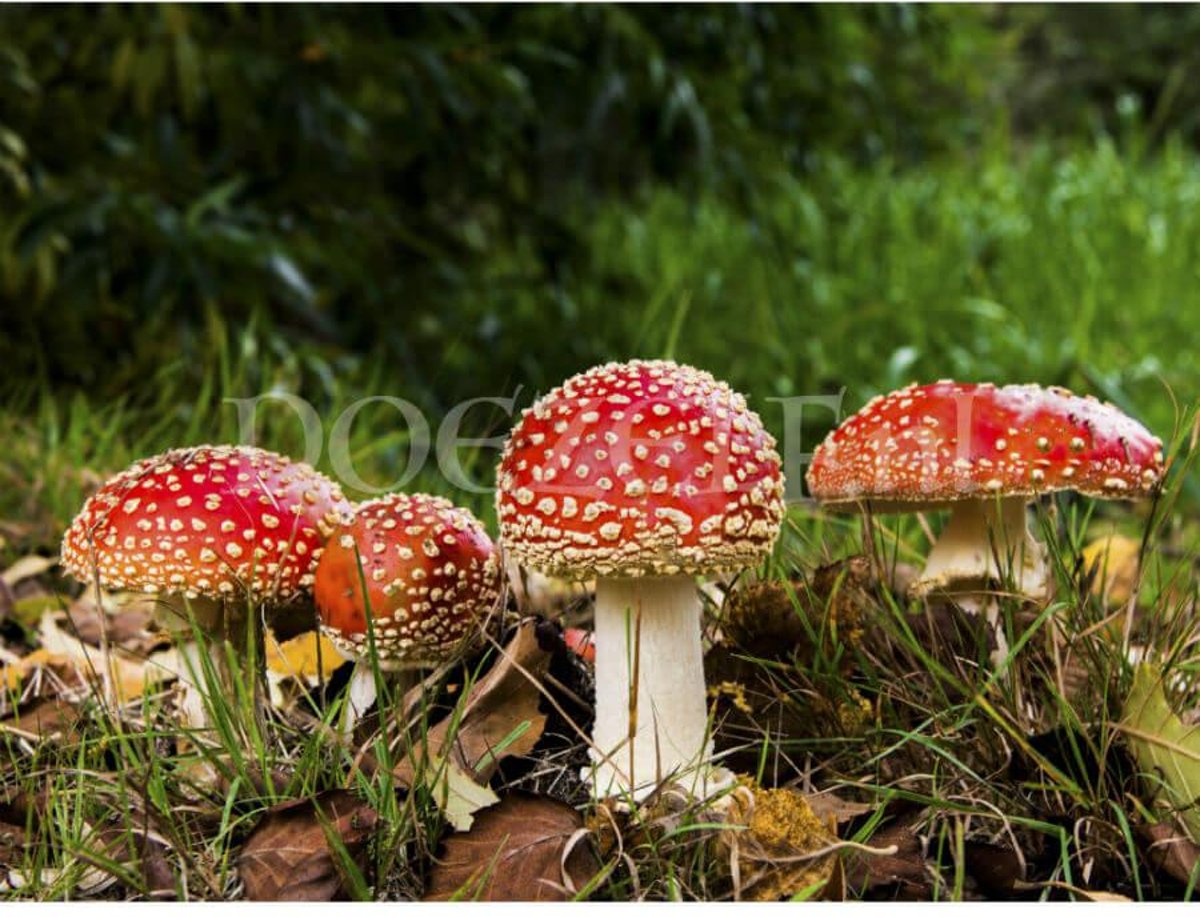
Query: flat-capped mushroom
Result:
<box><xmin>314</xmin><ymin>493</ymin><xmax>501</xmax><ymax>720</ymax></box>
<box><xmin>806</xmin><ymin>381</ymin><xmax>1165</xmax><ymax>603</ymax></box>
<box><xmin>60</xmin><ymin>444</ymin><xmax>351</xmax><ymax>716</ymax></box>
<box><xmin>497</xmin><ymin>359</ymin><xmax>786</xmax><ymax>800</ymax></box>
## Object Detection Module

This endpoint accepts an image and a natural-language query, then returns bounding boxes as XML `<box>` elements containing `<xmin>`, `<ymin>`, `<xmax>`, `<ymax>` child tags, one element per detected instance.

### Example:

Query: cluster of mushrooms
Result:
<box><xmin>58</xmin><ymin>361</ymin><xmax>1166</xmax><ymax>804</ymax></box>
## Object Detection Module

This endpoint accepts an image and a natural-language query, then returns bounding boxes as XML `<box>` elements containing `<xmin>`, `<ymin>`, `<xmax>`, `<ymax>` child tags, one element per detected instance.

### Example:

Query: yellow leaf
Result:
<box><xmin>265</xmin><ymin>630</ymin><xmax>346</xmax><ymax>682</ymax></box>
<box><xmin>437</xmin><ymin>757</ymin><xmax>500</xmax><ymax>833</ymax></box>
<box><xmin>3</xmin><ymin>648</ymin><xmax>62</xmax><ymax>690</ymax></box>
<box><xmin>1081</xmin><ymin>534</ymin><xmax>1140</xmax><ymax>607</ymax></box>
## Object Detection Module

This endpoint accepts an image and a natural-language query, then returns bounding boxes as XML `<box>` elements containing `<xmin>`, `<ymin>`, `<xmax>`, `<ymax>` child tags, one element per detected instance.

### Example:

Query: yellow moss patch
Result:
<box><xmin>836</xmin><ymin>688</ymin><xmax>874</xmax><ymax>736</ymax></box>
<box><xmin>708</xmin><ymin>680</ymin><xmax>754</xmax><ymax>715</ymax></box>
<box><xmin>721</xmin><ymin>781</ymin><xmax>839</xmax><ymax>901</ymax></box>
<box><xmin>749</xmin><ymin>787</ymin><xmax>829</xmax><ymax>851</ymax></box>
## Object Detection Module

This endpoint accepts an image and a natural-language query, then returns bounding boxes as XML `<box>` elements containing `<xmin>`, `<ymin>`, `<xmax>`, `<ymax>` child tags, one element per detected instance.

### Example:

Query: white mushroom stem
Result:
<box><xmin>152</xmin><ymin>594</ymin><xmax>224</xmax><ymax>637</ymax></box>
<box><xmin>589</xmin><ymin>575</ymin><xmax>725</xmax><ymax>800</ymax></box>
<box><xmin>912</xmin><ymin>496</ymin><xmax>1048</xmax><ymax>601</ymax></box>
<box><xmin>341</xmin><ymin>663</ymin><xmax>379</xmax><ymax>738</ymax></box>
<box><xmin>339</xmin><ymin>661</ymin><xmax>426</xmax><ymax>739</ymax></box>
<box><xmin>152</xmin><ymin>595</ymin><xmax>265</xmax><ymax>730</ymax></box>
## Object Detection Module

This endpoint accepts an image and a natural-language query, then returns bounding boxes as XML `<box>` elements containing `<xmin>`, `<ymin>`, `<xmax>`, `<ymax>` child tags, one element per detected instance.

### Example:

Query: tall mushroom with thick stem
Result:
<box><xmin>60</xmin><ymin>445</ymin><xmax>351</xmax><ymax>718</ymax></box>
<box><xmin>806</xmin><ymin>381</ymin><xmax>1165</xmax><ymax>608</ymax></box>
<box><xmin>313</xmin><ymin>493</ymin><xmax>502</xmax><ymax>721</ymax></box>
<box><xmin>497</xmin><ymin>359</ymin><xmax>786</xmax><ymax>800</ymax></box>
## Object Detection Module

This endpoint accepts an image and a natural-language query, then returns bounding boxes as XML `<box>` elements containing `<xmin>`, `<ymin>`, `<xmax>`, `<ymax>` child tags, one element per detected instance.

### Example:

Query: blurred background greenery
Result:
<box><xmin>2</xmin><ymin>3</ymin><xmax>1200</xmax><ymax>543</ymax></box>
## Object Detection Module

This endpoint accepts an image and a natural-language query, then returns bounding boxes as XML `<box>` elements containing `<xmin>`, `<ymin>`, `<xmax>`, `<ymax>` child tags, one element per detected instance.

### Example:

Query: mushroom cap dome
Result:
<box><xmin>496</xmin><ymin>359</ymin><xmax>786</xmax><ymax>579</ymax></box>
<box><xmin>60</xmin><ymin>445</ymin><xmax>352</xmax><ymax>602</ymax></box>
<box><xmin>806</xmin><ymin>381</ymin><xmax>1165</xmax><ymax>508</ymax></box>
<box><xmin>314</xmin><ymin>493</ymin><xmax>501</xmax><ymax>667</ymax></box>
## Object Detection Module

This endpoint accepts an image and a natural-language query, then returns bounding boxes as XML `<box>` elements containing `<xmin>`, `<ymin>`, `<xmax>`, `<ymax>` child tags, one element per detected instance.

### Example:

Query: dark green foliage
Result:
<box><xmin>1002</xmin><ymin>5</ymin><xmax>1200</xmax><ymax>146</ymax></box>
<box><xmin>0</xmin><ymin>4</ymin><xmax>1000</xmax><ymax>406</ymax></box>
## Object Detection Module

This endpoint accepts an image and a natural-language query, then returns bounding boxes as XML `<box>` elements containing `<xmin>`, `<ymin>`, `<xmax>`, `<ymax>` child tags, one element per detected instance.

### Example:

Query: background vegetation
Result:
<box><xmin>4</xmin><ymin>3</ymin><xmax>1200</xmax><ymax>537</ymax></box>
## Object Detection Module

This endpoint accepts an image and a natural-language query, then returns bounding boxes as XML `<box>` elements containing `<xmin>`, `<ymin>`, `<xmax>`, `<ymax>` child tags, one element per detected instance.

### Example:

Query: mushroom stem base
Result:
<box><xmin>339</xmin><ymin>663</ymin><xmax>425</xmax><ymax>739</ymax></box>
<box><xmin>911</xmin><ymin>497</ymin><xmax>1048</xmax><ymax>601</ymax></box>
<box><xmin>155</xmin><ymin>594</ymin><xmax>265</xmax><ymax>731</ymax></box>
<box><xmin>587</xmin><ymin>576</ymin><xmax>719</xmax><ymax>801</ymax></box>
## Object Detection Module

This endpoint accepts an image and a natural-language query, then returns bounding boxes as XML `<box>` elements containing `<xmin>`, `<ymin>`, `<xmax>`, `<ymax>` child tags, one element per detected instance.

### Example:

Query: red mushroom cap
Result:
<box><xmin>313</xmin><ymin>493</ymin><xmax>501</xmax><ymax>667</ymax></box>
<box><xmin>806</xmin><ymin>381</ymin><xmax>1165</xmax><ymax>508</ymax></box>
<box><xmin>562</xmin><ymin>626</ymin><xmax>596</xmax><ymax>664</ymax></box>
<box><xmin>60</xmin><ymin>445</ymin><xmax>352</xmax><ymax>602</ymax></box>
<box><xmin>496</xmin><ymin>359</ymin><xmax>786</xmax><ymax>578</ymax></box>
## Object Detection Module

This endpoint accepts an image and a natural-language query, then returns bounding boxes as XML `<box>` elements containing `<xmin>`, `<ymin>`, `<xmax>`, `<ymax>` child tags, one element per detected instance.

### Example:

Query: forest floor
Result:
<box><xmin>2</xmin><ymin>446</ymin><xmax>1200</xmax><ymax>900</ymax></box>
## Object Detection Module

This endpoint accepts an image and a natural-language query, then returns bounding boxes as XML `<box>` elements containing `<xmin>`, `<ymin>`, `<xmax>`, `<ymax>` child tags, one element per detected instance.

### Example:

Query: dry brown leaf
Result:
<box><xmin>1139</xmin><ymin>820</ymin><xmax>1200</xmax><ymax>887</ymax></box>
<box><xmin>30</xmin><ymin>613</ymin><xmax>177</xmax><ymax>703</ymax></box>
<box><xmin>0</xmin><ymin>697</ymin><xmax>81</xmax><ymax>740</ymax></box>
<box><xmin>238</xmin><ymin>789</ymin><xmax>378</xmax><ymax>901</ymax></box>
<box><xmin>0</xmin><ymin>785</ymin><xmax>45</xmax><ymax>824</ymax></box>
<box><xmin>1</xmin><ymin>555</ymin><xmax>56</xmax><ymax>588</ymax></box>
<box><xmin>425</xmin><ymin>792</ymin><xmax>598</xmax><ymax>901</ymax></box>
<box><xmin>963</xmin><ymin>840</ymin><xmax>1024</xmax><ymax>897</ymax></box>
<box><xmin>0</xmin><ymin>788</ymin><xmax>32</xmax><ymax>872</ymax></box>
<box><xmin>70</xmin><ymin>607</ymin><xmax>158</xmax><ymax>649</ymax></box>
<box><xmin>64</xmin><ymin>593</ymin><xmax>159</xmax><ymax>649</ymax></box>
<box><xmin>0</xmin><ymin>577</ymin><xmax>14</xmax><ymax>623</ymax></box>
<box><xmin>77</xmin><ymin>826</ymin><xmax>173</xmax><ymax>897</ymax></box>
<box><xmin>807</xmin><ymin>791</ymin><xmax>874</xmax><ymax>827</ymax></box>
<box><xmin>132</xmin><ymin>830</ymin><xmax>176</xmax><ymax>898</ymax></box>
<box><xmin>394</xmin><ymin>621</ymin><xmax>550</xmax><ymax>787</ymax></box>
<box><xmin>845</xmin><ymin>818</ymin><xmax>930</xmax><ymax>899</ymax></box>
<box><xmin>0</xmin><ymin>818</ymin><xmax>25</xmax><ymax>869</ymax></box>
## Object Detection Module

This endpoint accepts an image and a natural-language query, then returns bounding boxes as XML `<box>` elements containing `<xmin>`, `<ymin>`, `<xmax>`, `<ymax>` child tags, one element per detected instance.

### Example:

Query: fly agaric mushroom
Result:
<box><xmin>313</xmin><ymin>493</ymin><xmax>502</xmax><ymax>720</ymax></box>
<box><xmin>496</xmin><ymin>359</ymin><xmax>786</xmax><ymax>800</ymax></box>
<box><xmin>60</xmin><ymin>445</ymin><xmax>351</xmax><ymax>716</ymax></box>
<box><xmin>806</xmin><ymin>381</ymin><xmax>1165</xmax><ymax>602</ymax></box>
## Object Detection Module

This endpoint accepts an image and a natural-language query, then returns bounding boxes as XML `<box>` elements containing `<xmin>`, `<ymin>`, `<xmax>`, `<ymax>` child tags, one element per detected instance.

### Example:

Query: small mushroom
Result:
<box><xmin>313</xmin><ymin>493</ymin><xmax>502</xmax><ymax>723</ymax></box>
<box><xmin>496</xmin><ymin>359</ymin><xmax>786</xmax><ymax>800</ymax></box>
<box><xmin>806</xmin><ymin>381</ymin><xmax>1165</xmax><ymax>604</ymax></box>
<box><xmin>60</xmin><ymin>445</ymin><xmax>351</xmax><ymax>717</ymax></box>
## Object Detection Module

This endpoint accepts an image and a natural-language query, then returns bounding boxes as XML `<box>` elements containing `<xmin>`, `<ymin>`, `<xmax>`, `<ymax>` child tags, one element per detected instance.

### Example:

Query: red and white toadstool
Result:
<box><xmin>497</xmin><ymin>359</ymin><xmax>786</xmax><ymax>799</ymax></box>
<box><xmin>60</xmin><ymin>445</ymin><xmax>351</xmax><ymax>715</ymax></box>
<box><xmin>806</xmin><ymin>381</ymin><xmax>1165</xmax><ymax>602</ymax></box>
<box><xmin>313</xmin><ymin>493</ymin><xmax>502</xmax><ymax>717</ymax></box>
